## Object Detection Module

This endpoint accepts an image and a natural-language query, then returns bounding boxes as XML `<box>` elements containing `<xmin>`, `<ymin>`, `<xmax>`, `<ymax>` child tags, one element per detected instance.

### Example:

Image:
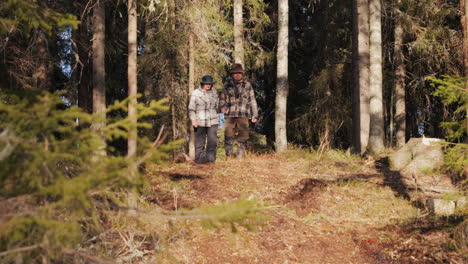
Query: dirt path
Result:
<box><xmin>152</xmin><ymin>152</ymin><xmax>464</xmax><ymax>263</ymax></box>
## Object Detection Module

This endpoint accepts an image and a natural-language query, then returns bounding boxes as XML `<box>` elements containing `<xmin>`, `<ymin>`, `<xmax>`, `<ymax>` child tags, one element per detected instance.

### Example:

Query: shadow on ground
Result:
<box><xmin>161</xmin><ymin>172</ymin><xmax>203</xmax><ymax>181</ymax></box>
<box><xmin>375</xmin><ymin>157</ymin><xmax>411</xmax><ymax>200</ymax></box>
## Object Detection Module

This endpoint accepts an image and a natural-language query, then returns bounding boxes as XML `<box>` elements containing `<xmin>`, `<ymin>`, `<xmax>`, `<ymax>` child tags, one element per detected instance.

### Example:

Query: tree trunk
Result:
<box><xmin>188</xmin><ymin>32</ymin><xmax>196</xmax><ymax>160</ymax></box>
<box><xmin>92</xmin><ymin>0</ymin><xmax>106</xmax><ymax>154</ymax></box>
<box><xmin>463</xmin><ymin>0</ymin><xmax>468</xmax><ymax>81</ymax></box>
<box><xmin>275</xmin><ymin>0</ymin><xmax>289</xmax><ymax>153</ymax></box>
<box><xmin>127</xmin><ymin>0</ymin><xmax>138</xmax><ymax>212</ymax></box>
<box><xmin>394</xmin><ymin>0</ymin><xmax>406</xmax><ymax>147</ymax></box>
<box><xmin>127</xmin><ymin>0</ymin><xmax>138</xmax><ymax>159</ymax></box>
<box><xmin>233</xmin><ymin>0</ymin><xmax>244</xmax><ymax>65</ymax></box>
<box><xmin>76</xmin><ymin>23</ymin><xmax>92</xmax><ymax>113</ymax></box>
<box><xmin>33</xmin><ymin>30</ymin><xmax>52</xmax><ymax>91</ymax></box>
<box><xmin>461</xmin><ymin>0</ymin><xmax>468</xmax><ymax>139</ymax></box>
<box><xmin>170</xmin><ymin>0</ymin><xmax>177</xmax><ymax>142</ymax></box>
<box><xmin>368</xmin><ymin>0</ymin><xmax>385</xmax><ymax>153</ymax></box>
<box><xmin>352</xmin><ymin>0</ymin><xmax>370</xmax><ymax>154</ymax></box>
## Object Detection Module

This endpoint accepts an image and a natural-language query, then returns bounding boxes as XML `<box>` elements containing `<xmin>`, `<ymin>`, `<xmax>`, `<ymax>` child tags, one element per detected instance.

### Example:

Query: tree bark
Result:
<box><xmin>33</xmin><ymin>30</ymin><xmax>52</xmax><ymax>91</ymax></box>
<box><xmin>275</xmin><ymin>0</ymin><xmax>289</xmax><ymax>153</ymax></box>
<box><xmin>127</xmin><ymin>0</ymin><xmax>137</xmax><ymax>159</ymax></box>
<box><xmin>92</xmin><ymin>0</ymin><xmax>106</xmax><ymax>154</ymax></box>
<box><xmin>188</xmin><ymin>32</ymin><xmax>196</xmax><ymax>160</ymax></box>
<box><xmin>461</xmin><ymin>0</ymin><xmax>468</xmax><ymax>139</ymax></box>
<box><xmin>394</xmin><ymin>0</ymin><xmax>406</xmax><ymax>147</ymax></box>
<box><xmin>352</xmin><ymin>0</ymin><xmax>370</xmax><ymax>154</ymax></box>
<box><xmin>76</xmin><ymin>22</ymin><xmax>92</xmax><ymax>113</ymax></box>
<box><xmin>233</xmin><ymin>0</ymin><xmax>244</xmax><ymax>65</ymax></box>
<box><xmin>463</xmin><ymin>0</ymin><xmax>468</xmax><ymax>80</ymax></box>
<box><xmin>368</xmin><ymin>0</ymin><xmax>385</xmax><ymax>153</ymax></box>
<box><xmin>127</xmin><ymin>0</ymin><xmax>138</xmax><ymax>212</ymax></box>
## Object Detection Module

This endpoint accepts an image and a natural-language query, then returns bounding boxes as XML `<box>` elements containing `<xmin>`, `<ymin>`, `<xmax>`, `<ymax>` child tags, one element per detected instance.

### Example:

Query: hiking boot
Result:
<box><xmin>237</xmin><ymin>140</ymin><xmax>246</xmax><ymax>159</ymax></box>
<box><xmin>225</xmin><ymin>136</ymin><xmax>234</xmax><ymax>158</ymax></box>
<box><xmin>236</xmin><ymin>148</ymin><xmax>244</xmax><ymax>159</ymax></box>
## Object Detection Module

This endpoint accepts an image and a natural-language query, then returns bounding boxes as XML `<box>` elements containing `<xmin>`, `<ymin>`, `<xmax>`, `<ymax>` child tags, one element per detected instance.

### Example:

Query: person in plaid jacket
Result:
<box><xmin>219</xmin><ymin>63</ymin><xmax>258</xmax><ymax>158</ymax></box>
<box><xmin>188</xmin><ymin>75</ymin><xmax>219</xmax><ymax>163</ymax></box>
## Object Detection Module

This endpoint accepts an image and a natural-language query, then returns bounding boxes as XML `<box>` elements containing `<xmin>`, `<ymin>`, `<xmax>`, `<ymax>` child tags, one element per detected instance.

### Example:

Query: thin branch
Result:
<box><xmin>0</xmin><ymin>244</ymin><xmax>41</xmax><ymax>257</ymax></box>
<box><xmin>134</xmin><ymin>125</ymin><xmax>169</xmax><ymax>167</ymax></box>
<box><xmin>81</xmin><ymin>0</ymin><xmax>96</xmax><ymax>21</ymax></box>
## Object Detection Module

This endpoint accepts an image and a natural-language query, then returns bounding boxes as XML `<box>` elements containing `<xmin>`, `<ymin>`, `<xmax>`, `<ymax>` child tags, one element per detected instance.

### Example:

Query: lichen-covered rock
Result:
<box><xmin>389</xmin><ymin>144</ymin><xmax>413</xmax><ymax>170</ymax></box>
<box><xmin>389</xmin><ymin>138</ymin><xmax>444</xmax><ymax>173</ymax></box>
<box><xmin>455</xmin><ymin>197</ymin><xmax>467</xmax><ymax>210</ymax></box>
<box><xmin>427</xmin><ymin>198</ymin><xmax>455</xmax><ymax>216</ymax></box>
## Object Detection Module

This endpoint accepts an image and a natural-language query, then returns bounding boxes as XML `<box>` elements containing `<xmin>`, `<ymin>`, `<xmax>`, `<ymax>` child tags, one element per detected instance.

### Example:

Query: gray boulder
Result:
<box><xmin>389</xmin><ymin>137</ymin><xmax>445</xmax><ymax>174</ymax></box>
<box><xmin>455</xmin><ymin>197</ymin><xmax>467</xmax><ymax>210</ymax></box>
<box><xmin>427</xmin><ymin>198</ymin><xmax>455</xmax><ymax>216</ymax></box>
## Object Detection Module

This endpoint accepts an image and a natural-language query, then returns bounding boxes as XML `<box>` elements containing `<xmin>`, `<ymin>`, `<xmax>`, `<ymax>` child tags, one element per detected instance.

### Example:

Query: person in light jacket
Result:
<box><xmin>188</xmin><ymin>75</ymin><xmax>219</xmax><ymax>163</ymax></box>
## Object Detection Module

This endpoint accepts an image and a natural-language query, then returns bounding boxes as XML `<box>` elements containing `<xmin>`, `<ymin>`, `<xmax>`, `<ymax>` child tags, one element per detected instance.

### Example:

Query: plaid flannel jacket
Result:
<box><xmin>219</xmin><ymin>79</ymin><xmax>258</xmax><ymax>119</ymax></box>
<box><xmin>188</xmin><ymin>87</ymin><xmax>219</xmax><ymax>127</ymax></box>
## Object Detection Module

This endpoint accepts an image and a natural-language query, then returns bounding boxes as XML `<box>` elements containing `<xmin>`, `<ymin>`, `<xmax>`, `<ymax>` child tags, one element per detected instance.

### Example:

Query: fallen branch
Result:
<box><xmin>405</xmin><ymin>185</ymin><xmax>453</xmax><ymax>193</ymax></box>
<box><xmin>0</xmin><ymin>244</ymin><xmax>41</xmax><ymax>257</ymax></box>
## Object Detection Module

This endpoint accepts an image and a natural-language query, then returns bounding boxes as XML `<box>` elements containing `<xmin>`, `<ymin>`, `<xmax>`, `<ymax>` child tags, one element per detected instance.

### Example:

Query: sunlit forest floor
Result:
<box><xmin>143</xmin><ymin>148</ymin><xmax>466</xmax><ymax>263</ymax></box>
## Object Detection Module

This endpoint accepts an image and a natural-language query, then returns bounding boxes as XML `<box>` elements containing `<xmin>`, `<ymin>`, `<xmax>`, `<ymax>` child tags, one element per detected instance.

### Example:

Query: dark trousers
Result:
<box><xmin>224</xmin><ymin>117</ymin><xmax>249</xmax><ymax>157</ymax></box>
<box><xmin>194</xmin><ymin>125</ymin><xmax>218</xmax><ymax>163</ymax></box>
<box><xmin>224</xmin><ymin>117</ymin><xmax>249</xmax><ymax>140</ymax></box>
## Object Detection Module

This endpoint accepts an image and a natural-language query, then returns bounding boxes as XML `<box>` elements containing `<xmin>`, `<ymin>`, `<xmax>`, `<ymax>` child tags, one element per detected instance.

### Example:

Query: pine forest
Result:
<box><xmin>1</xmin><ymin>0</ymin><xmax>468</xmax><ymax>263</ymax></box>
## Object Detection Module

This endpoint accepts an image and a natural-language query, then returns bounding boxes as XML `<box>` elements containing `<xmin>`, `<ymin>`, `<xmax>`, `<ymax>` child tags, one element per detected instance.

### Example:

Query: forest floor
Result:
<box><xmin>143</xmin><ymin>148</ymin><xmax>466</xmax><ymax>264</ymax></box>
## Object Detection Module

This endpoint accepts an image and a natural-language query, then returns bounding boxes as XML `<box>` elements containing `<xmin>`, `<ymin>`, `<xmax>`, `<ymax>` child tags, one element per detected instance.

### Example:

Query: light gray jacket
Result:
<box><xmin>188</xmin><ymin>87</ymin><xmax>219</xmax><ymax>127</ymax></box>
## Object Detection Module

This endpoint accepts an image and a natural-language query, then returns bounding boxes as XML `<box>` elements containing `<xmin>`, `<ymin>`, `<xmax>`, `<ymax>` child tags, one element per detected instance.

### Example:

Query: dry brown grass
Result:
<box><xmin>80</xmin><ymin>149</ymin><xmax>466</xmax><ymax>263</ymax></box>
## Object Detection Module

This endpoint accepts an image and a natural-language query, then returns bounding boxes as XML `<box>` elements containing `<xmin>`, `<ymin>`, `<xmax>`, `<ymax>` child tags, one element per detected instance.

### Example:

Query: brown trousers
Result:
<box><xmin>224</xmin><ymin>117</ymin><xmax>249</xmax><ymax>141</ymax></box>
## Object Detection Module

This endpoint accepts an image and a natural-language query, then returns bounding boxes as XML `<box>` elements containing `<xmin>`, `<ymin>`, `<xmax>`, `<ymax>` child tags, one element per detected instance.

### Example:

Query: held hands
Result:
<box><xmin>192</xmin><ymin>120</ymin><xmax>198</xmax><ymax>128</ymax></box>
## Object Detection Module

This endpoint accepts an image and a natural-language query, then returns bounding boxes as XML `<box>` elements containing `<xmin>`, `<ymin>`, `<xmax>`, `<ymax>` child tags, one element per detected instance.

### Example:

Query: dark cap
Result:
<box><xmin>230</xmin><ymin>63</ymin><xmax>244</xmax><ymax>74</ymax></box>
<box><xmin>200</xmin><ymin>75</ymin><xmax>215</xmax><ymax>85</ymax></box>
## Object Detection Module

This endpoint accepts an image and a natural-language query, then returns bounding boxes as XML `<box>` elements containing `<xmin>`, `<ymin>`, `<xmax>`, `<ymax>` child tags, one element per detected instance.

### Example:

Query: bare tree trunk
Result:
<box><xmin>463</xmin><ymin>0</ymin><xmax>468</xmax><ymax>80</ymax></box>
<box><xmin>76</xmin><ymin>23</ymin><xmax>92</xmax><ymax>113</ymax></box>
<box><xmin>389</xmin><ymin>89</ymin><xmax>394</xmax><ymax>145</ymax></box>
<box><xmin>352</xmin><ymin>0</ymin><xmax>370</xmax><ymax>154</ymax></box>
<box><xmin>275</xmin><ymin>0</ymin><xmax>289</xmax><ymax>153</ymax></box>
<box><xmin>368</xmin><ymin>0</ymin><xmax>385</xmax><ymax>153</ymax></box>
<box><xmin>394</xmin><ymin>0</ymin><xmax>406</xmax><ymax>147</ymax></box>
<box><xmin>127</xmin><ymin>0</ymin><xmax>138</xmax><ymax>158</ymax></box>
<box><xmin>461</xmin><ymin>0</ymin><xmax>468</xmax><ymax>139</ymax></box>
<box><xmin>127</xmin><ymin>0</ymin><xmax>138</xmax><ymax>211</ymax></box>
<box><xmin>170</xmin><ymin>0</ymin><xmax>177</xmax><ymax>142</ymax></box>
<box><xmin>234</xmin><ymin>0</ymin><xmax>244</xmax><ymax>65</ymax></box>
<box><xmin>33</xmin><ymin>30</ymin><xmax>52</xmax><ymax>91</ymax></box>
<box><xmin>188</xmin><ymin>32</ymin><xmax>196</xmax><ymax>160</ymax></box>
<box><xmin>92</xmin><ymin>0</ymin><xmax>106</xmax><ymax>155</ymax></box>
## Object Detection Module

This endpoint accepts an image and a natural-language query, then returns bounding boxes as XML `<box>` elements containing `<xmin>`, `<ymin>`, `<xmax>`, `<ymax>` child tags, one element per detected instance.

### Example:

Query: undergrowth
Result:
<box><xmin>0</xmin><ymin>92</ymin><xmax>268</xmax><ymax>263</ymax></box>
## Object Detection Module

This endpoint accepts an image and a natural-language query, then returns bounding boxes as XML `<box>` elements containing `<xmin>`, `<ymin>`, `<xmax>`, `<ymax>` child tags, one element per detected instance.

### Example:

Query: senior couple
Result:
<box><xmin>188</xmin><ymin>63</ymin><xmax>258</xmax><ymax>164</ymax></box>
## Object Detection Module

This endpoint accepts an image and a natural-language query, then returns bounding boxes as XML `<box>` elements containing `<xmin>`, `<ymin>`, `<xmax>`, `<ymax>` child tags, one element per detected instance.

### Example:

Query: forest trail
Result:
<box><xmin>151</xmin><ymin>150</ymin><xmax>464</xmax><ymax>264</ymax></box>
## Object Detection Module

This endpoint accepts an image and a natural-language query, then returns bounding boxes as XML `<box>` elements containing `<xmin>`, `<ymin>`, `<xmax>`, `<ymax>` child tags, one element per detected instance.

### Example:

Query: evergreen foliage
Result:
<box><xmin>0</xmin><ymin>92</ymin><xmax>177</xmax><ymax>260</ymax></box>
<box><xmin>430</xmin><ymin>75</ymin><xmax>467</xmax><ymax>179</ymax></box>
<box><xmin>430</xmin><ymin>75</ymin><xmax>467</xmax><ymax>141</ymax></box>
<box><xmin>392</xmin><ymin>0</ymin><xmax>462</xmax><ymax>139</ymax></box>
<box><xmin>0</xmin><ymin>0</ymin><xmax>80</xmax><ymax>35</ymax></box>
<box><xmin>0</xmin><ymin>92</ymin><xmax>269</xmax><ymax>261</ymax></box>
<box><xmin>287</xmin><ymin>0</ymin><xmax>352</xmax><ymax>149</ymax></box>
